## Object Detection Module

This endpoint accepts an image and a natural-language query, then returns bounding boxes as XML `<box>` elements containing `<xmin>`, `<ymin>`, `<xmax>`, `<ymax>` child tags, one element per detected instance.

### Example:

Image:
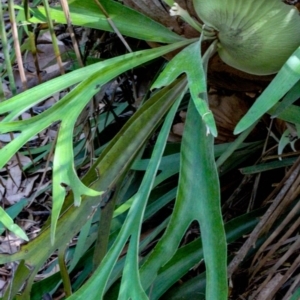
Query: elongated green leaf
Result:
<box><xmin>270</xmin><ymin>103</ymin><xmax>300</xmax><ymax>125</ymax></box>
<box><xmin>240</xmin><ymin>157</ymin><xmax>297</xmax><ymax>174</ymax></box>
<box><xmin>164</xmin><ymin>0</ymin><xmax>174</xmax><ymax>6</ymax></box>
<box><xmin>119</xmin><ymin>93</ymin><xmax>185</xmax><ymax>300</ymax></box>
<box><xmin>3</xmin><ymin>260</ymin><xmax>31</xmax><ymax>300</ymax></box>
<box><xmin>68</xmin><ymin>217</ymin><xmax>94</xmax><ymax>272</ymax></box>
<box><xmin>0</xmin><ymin>199</ymin><xmax>28</xmax><ymax>235</ymax></box>
<box><xmin>139</xmin><ymin>99</ymin><xmax>227</xmax><ymax>299</ymax></box>
<box><xmin>290</xmin><ymin>287</ymin><xmax>300</xmax><ymax>300</ymax></box>
<box><xmin>66</xmin><ymin>79</ymin><xmax>187</xmax><ymax>300</ymax></box>
<box><xmin>152</xmin><ymin>209</ymin><xmax>265</xmax><ymax>299</ymax></box>
<box><xmin>161</xmin><ymin>273</ymin><xmax>207</xmax><ymax>300</ymax></box>
<box><xmin>0</xmin><ymin>40</ymin><xmax>192</xmax><ymax>242</ymax></box>
<box><xmin>152</xmin><ymin>39</ymin><xmax>217</xmax><ymax>136</ymax></box>
<box><xmin>271</xmin><ymin>79</ymin><xmax>300</xmax><ymax>117</ymax></box>
<box><xmin>0</xmin><ymin>78</ymin><xmax>186</xmax><ymax>300</ymax></box>
<box><xmin>0</xmin><ymin>207</ymin><xmax>28</xmax><ymax>241</ymax></box>
<box><xmin>27</xmin><ymin>0</ymin><xmax>184</xmax><ymax>44</ymax></box>
<box><xmin>278</xmin><ymin>129</ymin><xmax>293</xmax><ymax>157</ymax></box>
<box><xmin>0</xmin><ymin>40</ymin><xmax>191</xmax><ymax>122</ymax></box>
<box><xmin>235</xmin><ymin>47</ymin><xmax>300</xmax><ymax>134</ymax></box>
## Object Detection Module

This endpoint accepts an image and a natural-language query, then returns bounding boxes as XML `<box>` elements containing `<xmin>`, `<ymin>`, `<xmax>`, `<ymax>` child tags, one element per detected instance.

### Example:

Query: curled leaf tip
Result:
<box><xmin>206</xmin><ymin>126</ymin><xmax>210</xmax><ymax>136</ymax></box>
<box><xmin>170</xmin><ymin>2</ymin><xmax>203</xmax><ymax>32</ymax></box>
<box><xmin>169</xmin><ymin>2</ymin><xmax>180</xmax><ymax>16</ymax></box>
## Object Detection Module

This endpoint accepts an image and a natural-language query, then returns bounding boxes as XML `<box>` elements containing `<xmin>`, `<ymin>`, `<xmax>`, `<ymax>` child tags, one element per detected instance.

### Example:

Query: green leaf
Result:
<box><xmin>0</xmin><ymin>77</ymin><xmax>187</xmax><ymax>300</ymax></box>
<box><xmin>235</xmin><ymin>47</ymin><xmax>300</xmax><ymax>134</ymax></box>
<box><xmin>68</xmin><ymin>216</ymin><xmax>94</xmax><ymax>273</ymax></box>
<box><xmin>0</xmin><ymin>207</ymin><xmax>29</xmax><ymax>241</ymax></box>
<box><xmin>240</xmin><ymin>157</ymin><xmax>297</xmax><ymax>175</ymax></box>
<box><xmin>278</xmin><ymin>129</ymin><xmax>293</xmax><ymax>157</ymax></box>
<box><xmin>179</xmin><ymin>100</ymin><xmax>227</xmax><ymax>299</ymax></box>
<box><xmin>27</xmin><ymin>0</ymin><xmax>184</xmax><ymax>44</ymax></box>
<box><xmin>0</xmin><ymin>199</ymin><xmax>28</xmax><ymax>235</ymax></box>
<box><xmin>164</xmin><ymin>0</ymin><xmax>174</xmax><ymax>7</ymax></box>
<box><xmin>161</xmin><ymin>273</ymin><xmax>206</xmax><ymax>300</ymax></box>
<box><xmin>290</xmin><ymin>287</ymin><xmax>300</xmax><ymax>300</ymax></box>
<box><xmin>271</xmin><ymin>79</ymin><xmax>300</xmax><ymax>117</ymax></box>
<box><xmin>153</xmin><ymin>39</ymin><xmax>217</xmax><ymax>136</ymax></box>
<box><xmin>3</xmin><ymin>260</ymin><xmax>31</xmax><ymax>300</ymax></box>
<box><xmin>66</xmin><ymin>78</ymin><xmax>187</xmax><ymax>300</ymax></box>
<box><xmin>119</xmin><ymin>92</ymin><xmax>185</xmax><ymax>300</ymax></box>
<box><xmin>152</xmin><ymin>209</ymin><xmax>265</xmax><ymax>299</ymax></box>
<box><xmin>270</xmin><ymin>103</ymin><xmax>300</xmax><ymax>125</ymax></box>
<box><xmin>139</xmin><ymin>99</ymin><xmax>227</xmax><ymax>299</ymax></box>
<box><xmin>0</xmin><ymin>39</ymin><xmax>192</xmax><ymax>243</ymax></box>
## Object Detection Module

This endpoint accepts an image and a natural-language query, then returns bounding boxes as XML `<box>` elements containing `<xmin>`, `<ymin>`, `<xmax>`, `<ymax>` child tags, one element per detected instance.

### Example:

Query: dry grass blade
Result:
<box><xmin>94</xmin><ymin>0</ymin><xmax>133</xmax><ymax>53</ymax></box>
<box><xmin>42</xmin><ymin>0</ymin><xmax>65</xmax><ymax>74</ymax></box>
<box><xmin>282</xmin><ymin>273</ymin><xmax>300</xmax><ymax>300</ymax></box>
<box><xmin>228</xmin><ymin>156</ymin><xmax>300</xmax><ymax>277</ymax></box>
<box><xmin>60</xmin><ymin>0</ymin><xmax>84</xmax><ymax>67</ymax></box>
<box><xmin>8</xmin><ymin>0</ymin><xmax>27</xmax><ymax>91</ymax></box>
<box><xmin>250</xmin><ymin>201</ymin><xmax>300</xmax><ymax>279</ymax></box>
<box><xmin>251</xmin><ymin>238</ymin><xmax>300</xmax><ymax>299</ymax></box>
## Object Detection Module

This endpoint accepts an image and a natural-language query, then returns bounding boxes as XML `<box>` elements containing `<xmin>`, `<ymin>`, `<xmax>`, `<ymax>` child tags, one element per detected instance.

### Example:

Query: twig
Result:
<box><xmin>93</xmin><ymin>0</ymin><xmax>132</xmax><ymax>53</ymax></box>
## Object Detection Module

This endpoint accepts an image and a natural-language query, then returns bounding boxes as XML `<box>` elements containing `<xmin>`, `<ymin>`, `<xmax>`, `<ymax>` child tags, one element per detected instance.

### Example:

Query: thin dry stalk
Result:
<box><xmin>8</xmin><ymin>0</ymin><xmax>27</xmax><ymax>91</ymax></box>
<box><xmin>42</xmin><ymin>0</ymin><xmax>65</xmax><ymax>75</ymax></box>
<box><xmin>228</xmin><ymin>156</ymin><xmax>300</xmax><ymax>277</ymax></box>
<box><xmin>60</xmin><ymin>0</ymin><xmax>84</xmax><ymax>67</ymax></box>
<box><xmin>252</xmin><ymin>239</ymin><xmax>300</xmax><ymax>299</ymax></box>
<box><xmin>250</xmin><ymin>200</ymin><xmax>300</xmax><ymax>279</ymax></box>
<box><xmin>282</xmin><ymin>273</ymin><xmax>300</xmax><ymax>300</ymax></box>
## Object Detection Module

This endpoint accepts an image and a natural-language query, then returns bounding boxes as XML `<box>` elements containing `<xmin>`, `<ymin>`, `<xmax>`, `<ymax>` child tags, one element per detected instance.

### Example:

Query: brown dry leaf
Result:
<box><xmin>0</xmin><ymin>133</ymin><xmax>38</xmax><ymax>144</ymax></box>
<box><xmin>172</xmin><ymin>122</ymin><xmax>184</xmax><ymax>136</ymax></box>
<box><xmin>168</xmin><ymin>110</ymin><xmax>187</xmax><ymax>141</ymax></box>
<box><xmin>22</xmin><ymin>175</ymin><xmax>39</xmax><ymax>197</ymax></box>
<box><xmin>46</xmin><ymin>128</ymin><xmax>58</xmax><ymax>140</ymax></box>
<box><xmin>2</xmin><ymin>154</ymin><xmax>34</xmax><ymax>204</ymax></box>
<box><xmin>168</xmin><ymin>93</ymin><xmax>250</xmax><ymax>143</ymax></box>
<box><xmin>25</xmin><ymin>32</ymin><xmax>66</xmax><ymax>71</ymax></box>
<box><xmin>1</xmin><ymin>82</ymin><xmax>11</xmax><ymax>99</ymax></box>
<box><xmin>43</xmin><ymin>95</ymin><xmax>58</xmax><ymax>107</ymax></box>
<box><xmin>20</xmin><ymin>112</ymin><xmax>33</xmax><ymax>120</ymax></box>
<box><xmin>5</xmin><ymin>192</ymin><xmax>25</xmax><ymax>205</ymax></box>
<box><xmin>14</xmin><ymin>32</ymin><xmax>67</xmax><ymax>91</ymax></box>
<box><xmin>179</xmin><ymin>111</ymin><xmax>186</xmax><ymax>121</ymax></box>
<box><xmin>168</xmin><ymin>132</ymin><xmax>182</xmax><ymax>142</ymax></box>
<box><xmin>209</xmin><ymin>92</ymin><xmax>250</xmax><ymax>143</ymax></box>
<box><xmin>8</xmin><ymin>154</ymin><xmax>31</xmax><ymax>168</ymax></box>
<box><xmin>0</xmin><ymin>278</ymin><xmax>6</xmax><ymax>292</ymax></box>
<box><xmin>6</xmin><ymin>175</ymin><xmax>40</xmax><ymax>205</ymax></box>
<box><xmin>5</xmin><ymin>167</ymin><xmax>22</xmax><ymax>202</ymax></box>
<box><xmin>254</xmin><ymin>273</ymin><xmax>283</xmax><ymax>300</ymax></box>
<box><xmin>0</xmin><ymin>234</ymin><xmax>23</xmax><ymax>254</ymax></box>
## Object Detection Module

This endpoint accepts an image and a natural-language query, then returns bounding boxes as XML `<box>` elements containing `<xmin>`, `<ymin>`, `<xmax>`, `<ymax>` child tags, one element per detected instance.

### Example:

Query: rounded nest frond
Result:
<box><xmin>193</xmin><ymin>0</ymin><xmax>300</xmax><ymax>75</ymax></box>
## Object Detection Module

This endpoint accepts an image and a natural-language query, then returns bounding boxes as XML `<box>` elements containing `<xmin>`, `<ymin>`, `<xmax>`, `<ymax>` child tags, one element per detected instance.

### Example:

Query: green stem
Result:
<box><xmin>58</xmin><ymin>246</ymin><xmax>72</xmax><ymax>297</ymax></box>
<box><xmin>202</xmin><ymin>39</ymin><xmax>218</xmax><ymax>74</ymax></box>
